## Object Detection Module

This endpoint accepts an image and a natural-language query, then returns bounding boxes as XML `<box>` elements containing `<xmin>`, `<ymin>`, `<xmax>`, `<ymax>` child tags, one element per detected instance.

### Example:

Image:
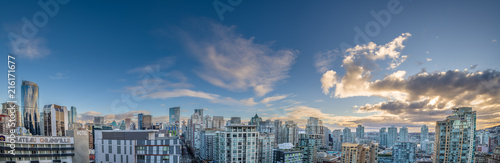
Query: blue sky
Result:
<box><xmin>1</xmin><ymin>0</ymin><xmax>499</xmax><ymax>132</ymax></box>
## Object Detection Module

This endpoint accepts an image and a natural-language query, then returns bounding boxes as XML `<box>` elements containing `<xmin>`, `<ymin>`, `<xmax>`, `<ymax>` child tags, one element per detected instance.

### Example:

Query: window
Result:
<box><xmin>106</xmin><ymin>154</ymin><xmax>109</xmax><ymax>161</ymax></box>
<box><xmin>162</xmin><ymin>156</ymin><xmax>170</xmax><ymax>160</ymax></box>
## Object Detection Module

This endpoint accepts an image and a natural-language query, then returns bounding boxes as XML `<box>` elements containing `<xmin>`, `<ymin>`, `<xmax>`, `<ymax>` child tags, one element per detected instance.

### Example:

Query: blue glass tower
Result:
<box><xmin>138</xmin><ymin>113</ymin><xmax>143</xmax><ymax>130</ymax></box>
<box><xmin>21</xmin><ymin>80</ymin><xmax>40</xmax><ymax>135</ymax></box>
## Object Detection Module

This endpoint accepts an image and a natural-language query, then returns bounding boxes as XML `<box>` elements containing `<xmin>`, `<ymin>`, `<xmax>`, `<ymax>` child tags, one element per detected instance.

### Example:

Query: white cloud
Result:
<box><xmin>426</xmin><ymin>58</ymin><xmax>432</xmax><ymax>62</ymax></box>
<box><xmin>50</xmin><ymin>72</ymin><xmax>70</xmax><ymax>80</ymax></box>
<box><xmin>260</xmin><ymin>94</ymin><xmax>289</xmax><ymax>104</ymax></box>
<box><xmin>9</xmin><ymin>38</ymin><xmax>50</xmax><ymax>59</ymax></box>
<box><xmin>180</xmin><ymin>20</ymin><xmax>298</xmax><ymax>96</ymax></box>
<box><xmin>492</xmin><ymin>40</ymin><xmax>497</xmax><ymax>43</ymax></box>
<box><xmin>142</xmin><ymin>89</ymin><xmax>219</xmax><ymax>100</ymax></box>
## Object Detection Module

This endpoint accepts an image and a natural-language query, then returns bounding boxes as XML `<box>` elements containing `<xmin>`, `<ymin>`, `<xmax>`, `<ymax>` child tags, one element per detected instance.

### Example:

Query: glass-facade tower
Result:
<box><xmin>22</xmin><ymin>80</ymin><xmax>40</xmax><ymax>135</ymax></box>
<box><xmin>169</xmin><ymin>107</ymin><xmax>180</xmax><ymax>124</ymax></box>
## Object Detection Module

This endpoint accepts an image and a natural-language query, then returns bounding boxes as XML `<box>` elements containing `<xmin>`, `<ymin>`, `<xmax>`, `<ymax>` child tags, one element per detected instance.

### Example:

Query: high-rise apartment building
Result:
<box><xmin>69</xmin><ymin>106</ymin><xmax>77</xmax><ymax>124</ymax></box>
<box><xmin>212</xmin><ymin>116</ymin><xmax>224</xmax><ymax>129</ymax></box>
<box><xmin>200</xmin><ymin>129</ymin><xmax>217</xmax><ymax>161</ymax></box>
<box><xmin>299</xmin><ymin>133</ymin><xmax>319</xmax><ymax>163</ymax></box>
<box><xmin>257</xmin><ymin>133</ymin><xmax>275</xmax><ymax>163</ymax></box>
<box><xmin>22</xmin><ymin>80</ymin><xmax>41</xmax><ymax>135</ymax></box>
<box><xmin>341</xmin><ymin>143</ymin><xmax>378</xmax><ymax>163</ymax></box>
<box><xmin>356</xmin><ymin>125</ymin><xmax>365</xmax><ymax>139</ymax></box>
<box><xmin>169</xmin><ymin>107</ymin><xmax>180</xmax><ymax>124</ymax></box>
<box><xmin>1</xmin><ymin>102</ymin><xmax>21</xmax><ymax>128</ymax></box>
<box><xmin>399</xmin><ymin>126</ymin><xmax>409</xmax><ymax>142</ymax></box>
<box><xmin>305</xmin><ymin>117</ymin><xmax>325</xmax><ymax>147</ymax></box>
<box><xmin>42</xmin><ymin>104</ymin><xmax>68</xmax><ymax>136</ymax></box>
<box><xmin>421</xmin><ymin>124</ymin><xmax>429</xmax><ymax>151</ymax></box>
<box><xmin>125</xmin><ymin>118</ymin><xmax>131</xmax><ymax>130</ymax></box>
<box><xmin>392</xmin><ymin>141</ymin><xmax>416</xmax><ymax>163</ymax></box>
<box><xmin>249</xmin><ymin>114</ymin><xmax>262</xmax><ymax>125</ymax></box>
<box><xmin>343</xmin><ymin>127</ymin><xmax>353</xmax><ymax>143</ymax></box>
<box><xmin>388</xmin><ymin>126</ymin><xmax>398</xmax><ymax>147</ymax></box>
<box><xmin>332</xmin><ymin>129</ymin><xmax>342</xmax><ymax>151</ymax></box>
<box><xmin>214</xmin><ymin>125</ymin><xmax>258</xmax><ymax>162</ymax></box>
<box><xmin>380</xmin><ymin>127</ymin><xmax>387</xmax><ymax>147</ymax></box>
<box><xmin>433</xmin><ymin>107</ymin><xmax>476</xmax><ymax>163</ymax></box>
<box><xmin>281</xmin><ymin>121</ymin><xmax>299</xmax><ymax>146</ymax></box>
<box><xmin>230</xmin><ymin>117</ymin><xmax>241</xmax><ymax>125</ymax></box>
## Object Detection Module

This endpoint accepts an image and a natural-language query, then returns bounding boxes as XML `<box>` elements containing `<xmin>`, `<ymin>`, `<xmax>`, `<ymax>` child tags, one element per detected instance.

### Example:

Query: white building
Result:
<box><xmin>94</xmin><ymin>130</ymin><xmax>182</xmax><ymax>163</ymax></box>
<box><xmin>215</xmin><ymin>125</ymin><xmax>258</xmax><ymax>162</ymax></box>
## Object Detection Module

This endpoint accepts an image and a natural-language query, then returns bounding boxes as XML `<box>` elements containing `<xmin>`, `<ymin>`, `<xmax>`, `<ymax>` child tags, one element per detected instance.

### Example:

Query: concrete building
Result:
<box><xmin>125</xmin><ymin>118</ymin><xmax>131</xmax><ymax>130</ymax></box>
<box><xmin>94</xmin><ymin>130</ymin><xmax>182</xmax><ymax>163</ymax></box>
<box><xmin>305</xmin><ymin>117</ymin><xmax>324</xmax><ymax>147</ymax></box>
<box><xmin>0</xmin><ymin>133</ymin><xmax>88</xmax><ymax>163</ymax></box>
<box><xmin>392</xmin><ymin>141</ymin><xmax>416</xmax><ymax>163</ymax></box>
<box><xmin>332</xmin><ymin>129</ymin><xmax>342</xmax><ymax>151</ymax></box>
<box><xmin>229</xmin><ymin>117</ymin><xmax>241</xmax><ymax>125</ymax></box>
<box><xmin>433</xmin><ymin>107</ymin><xmax>476</xmax><ymax>163</ymax></box>
<box><xmin>1</xmin><ymin>102</ymin><xmax>21</xmax><ymax>128</ymax></box>
<box><xmin>212</xmin><ymin>116</ymin><xmax>224</xmax><ymax>129</ymax></box>
<box><xmin>343</xmin><ymin>127</ymin><xmax>353</xmax><ymax>143</ymax></box>
<box><xmin>94</xmin><ymin>116</ymin><xmax>105</xmax><ymax>125</ymax></box>
<box><xmin>281</xmin><ymin>121</ymin><xmax>299</xmax><ymax>146</ymax></box>
<box><xmin>186</xmin><ymin>109</ymin><xmax>205</xmax><ymax>157</ymax></box>
<box><xmin>200</xmin><ymin>129</ymin><xmax>217</xmax><ymax>161</ymax></box>
<box><xmin>142</xmin><ymin>115</ymin><xmax>153</xmax><ymax>130</ymax></box>
<box><xmin>214</xmin><ymin>125</ymin><xmax>258</xmax><ymax>162</ymax></box>
<box><xmin>387</xmin><ymin>126</ymin><xmax>398</xmax><ymax>147</ymax></box>
<box><xmin>341</xmin><ymin>143</ymin><xmax>378</xmax><ymax>163</ymax></box>
<box><xmin>399</xmin><ymin>126</ymin><xmax>409</xmax><ymax>142</ymax></box>
<box><xmin>273</xmin><ymin>149</ymin><xmax>303</xmax><ymax>163</ymax></box>
<box><xmin>257</xmin><ymin>133</ymin><xmax>275</xmax><ymax>163</ymax></box>
<box><xmin>42</xmin><ymin>104</ymin><xmax>68</xmax><ymax>137</ymax></box>
<box><xmin>356</xmin><ymin>125</ymin><xmax>365</xmax><ymax>139</ymax></box>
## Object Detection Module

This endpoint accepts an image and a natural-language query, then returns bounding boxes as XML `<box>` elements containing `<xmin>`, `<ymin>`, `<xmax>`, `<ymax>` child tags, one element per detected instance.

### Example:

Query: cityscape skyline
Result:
<box><xmin>1</xmin><ymin>0</ymin><xmax>499</xmax><ymax>134</ymax></box>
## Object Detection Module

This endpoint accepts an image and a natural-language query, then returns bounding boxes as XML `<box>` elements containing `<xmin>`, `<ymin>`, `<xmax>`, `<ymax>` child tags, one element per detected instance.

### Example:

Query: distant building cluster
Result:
<box><xmin>1</xmin><ymin>80</ymin><xmax>500</xmax><ymax>163</ymax></box>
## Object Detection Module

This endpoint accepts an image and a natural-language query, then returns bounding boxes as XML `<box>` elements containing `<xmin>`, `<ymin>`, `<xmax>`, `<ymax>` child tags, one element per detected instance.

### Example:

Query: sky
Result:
<box><xmin>1</xmin><ymin>0</ymin><xmax>499</xmax><ymax>132</ymax></box>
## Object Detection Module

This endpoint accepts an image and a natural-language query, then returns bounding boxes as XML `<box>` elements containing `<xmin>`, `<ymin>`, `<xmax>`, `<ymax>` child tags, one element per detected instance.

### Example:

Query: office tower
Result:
<box><xmin>392</xmin><ymin>142</ymin><xmax>416</xmax><ymax>163</ymax></box>
<box><xmin>380</xmin><ymin>127</ymin><xmax>388</xmax><ymax>147</ymax></box>
<box><xmin>169</xmin><ymin>106</ymin><xmax>180</xmax><ymax>124</ymax></box>
<box><xmin>214</xmin><ymin>125</ymin><xmax>258</xmax><ymax>162</ymax></box>
<box><xmin>212</xmin><ymin>116</ymin><xmax>224</xmax><ymax>129</ymax></box>
<box><xmin>273</xmin><ymin>149</ymin><xmax>303</xmax><ymax>163</ymax></box>
<box><xmin>125</xmin><ymin>118</ymin><xmax>131</xmax><ymax>130</ymax></box>
<box><xmin>341</xmin><ymin>143</ymin><xmax>378</xmax><ymax>163</ymax></box>
<box><xmin>142</xmin><ymin>115</ymin><xmax>152</xmax><ymax>130</ymax></box>
<box><xmin>200</xmin><ymin>130</ymin><xmax>216</xmax><ymax>161</ymax></box>
<box><xmin>69</xmin><ymin>106</ymin><xmax>77</xmax><ymax>124</ymax></box>
<box><xmin>94</xmin><ymin>116</ymin><xmax>105</xmax><ymax>125</ymax></box>
<box><xmin>343</xmin><ymin>127</ymin><xmax>353</xmax><ymax>143</ymax></box>
<box><xmin>281</xmin><ymin>121</ymin><xmax>299</xmax><ymax>146</ymax></box>
<box><xmin>258</xmin><ymin>133</ymin><xmax>275</xmax><ymax>163</ymax></box>
<box><xmin>356</xmin><ymin>125</ymin><xmax>365</xmax><ymax>139</ymax></box>
<box><xmin>299</xmin><ymin>133</ymin><xmax>318</xmax><ymax>163</ymax></box>
<box><xmin>249</xmin><ymin>114</ymin><xmax>262</xmax><ymax>125</ymax></box>
<box><xmin>387</xmin><ymin>126</ymin><xmax>398</xmax><ymax>147</ymax></box>
<box><xmin>42</xmin><ymin>104</ymin><xmax>68</xmax><ymax>136</ymax></box>
<box><xmin>332</xmin><ymin>129</ymin><xmax>342</xmax><ymax>151</ymax></box>
<box><xmin>138</xmin><ymin>113</ymin><xmax>143</xmax><ymax>130</ymax></box>
<box><xmin>399</xmin><ymin>126</ymin><xmax>409</xmax><ymax>142</ymax></box>
<box><xmin>22</xmin><ymin>80</ymin><xmax>41</xmax><ymax>135</ymax></box>
<box><xmin>421</xmin><ymin>124</ymin><xmax>428</xmax><ymax>141</ymax></box>
<box><xmin>95</xmin><ymin>130</ymin><xmax>182</xmax><ymax>163</ymax></box>
<box><xmin>1</xmin><ymin>102</ymin><xmax>22</xmax><ymax>128</ymax></box>
<box><xmin>434</xmin><ymin>107</ymin><xmax>476</xmax><ymax>163</ymax></box>
<box><xmin>230</xmin><ymin>117</ymin><xmax>241</xmax><ymax>124</ymax></box>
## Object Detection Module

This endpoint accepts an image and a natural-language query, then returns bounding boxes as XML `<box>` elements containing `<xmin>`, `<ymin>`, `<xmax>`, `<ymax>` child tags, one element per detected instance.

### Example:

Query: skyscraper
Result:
<box><xmin>399</xmin><ymin>126</ymin><xmax>409</xmax><ymax>142</ymax></box>
<box><xmin>42</xmin><ymin>104</ymin><xmax>68</xmax><ymax>136</ymax></box>
<box><xmin>388</xmin><ymin>126</ymin><xmax>398</xmax><ymax>147</ymax></box>
<box><xmin>305</xmin><ymin>117</ymin><xmax>325</xmax><ymax>147</ymax></box>
<box><xmin>380</xmin><ymin>127</ymin><xmax>387</xmax><ymax>147</ymax></box>
<box><xmin>125</xmin><ymin>118</ymin><xmax>131</xmax><ymax>130</ymax></box>
<box><xmin>421</xmin><ymin>124</ymin><xmax>429</xmax><ymax>150</ymax></box>
<box><xmin>343</xmin><ymin>127</ymin><xmax>352</xmax><ymax>143</ymax></box>
<box><xmin>169</xmin><ymin>106</ymin><xmax>180</xmax><ymax>124</ymax></box>
<box><xmin>2</xmin><ymin>102</ymin><xmax>22</xmax><ymax>128</ymax></box>
<box><xmin>138</xmin><ymin>113</ymin><xmax>143</xmax><ymax>130</ymax></box>
<box><xmin>356</xmin><ymin>124</ymin><xmax>365</xmax><ymax>139</ymax></box>
<box><xmin>249</xmin><ymin>114</ymin><xmax>262</xmax><ymax>125</ymax></box>
<box><xmin>341</xmin><ymin>143</ymin><xmax>378</xmax><ymax>163</ymax></box>
<box><xmin>214</xmin><ymin>125</ymin><xmax>258</xmax><ymax>162</ymax></box>
<box><xmin>434</xmin><ymin>107</ymin><xmax>476</xmax><ymax>163</ymax></box>
<box><xmin>69</xmin><ymin>106</ymin><xmax>77</xmax><ymax>124</ymax></box>
<box><xmin>281</xmin><ymin>121</ymin><xmax>299</xmax><ymax>146</ymax></box>
<box><xmin>22</xmin><ymin>80</ymin><xmax>40</xmax><ymax>135</ymax></box>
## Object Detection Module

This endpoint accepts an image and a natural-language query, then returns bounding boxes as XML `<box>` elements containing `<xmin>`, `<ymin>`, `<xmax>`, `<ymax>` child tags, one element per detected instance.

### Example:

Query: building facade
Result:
<box><xmin>214</xmin><ymin>125</ymin><xmax>258</xmax><ymax>162</ymax></box>
<box><xmin>392</xmin><ymin>141</ymin><xmax>416</xmax><ymax>163</ymax></box>
<box><xmin>21</xmin><ymin>80</ymin><xmax>40</xmax><ymax>135</ymax></box>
